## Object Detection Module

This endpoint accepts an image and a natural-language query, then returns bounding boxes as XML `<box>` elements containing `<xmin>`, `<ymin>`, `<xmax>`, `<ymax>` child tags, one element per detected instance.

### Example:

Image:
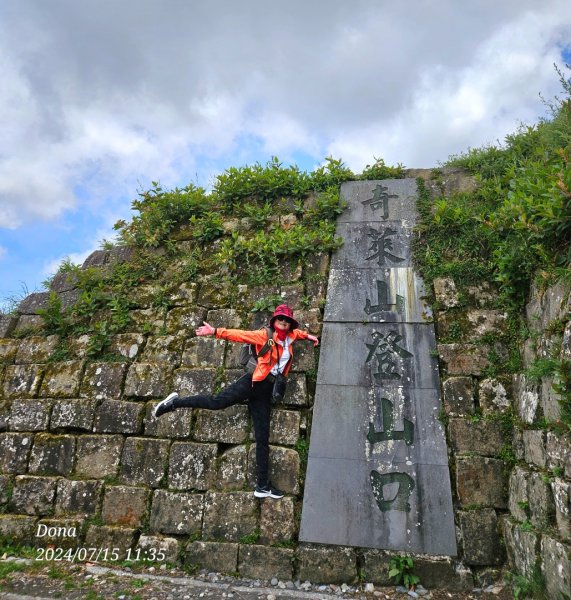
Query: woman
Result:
<box><xmin>154</xmin><ymin>304</ymin><xmax>319</xmax><ymax>499</ymax></box>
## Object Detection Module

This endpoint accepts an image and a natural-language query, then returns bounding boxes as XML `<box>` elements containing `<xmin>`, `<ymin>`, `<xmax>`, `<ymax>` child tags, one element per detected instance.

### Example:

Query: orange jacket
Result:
<box><xmin>215</xmin><ymin>327</ymin><xmax>310</xmax><ymax>382</ymax></box>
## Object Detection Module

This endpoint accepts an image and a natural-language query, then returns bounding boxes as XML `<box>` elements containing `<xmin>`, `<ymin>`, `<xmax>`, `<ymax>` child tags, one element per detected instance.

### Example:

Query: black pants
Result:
<box><xmin>173</xmin><ymin>373</ymin><xmax>273</xmax><ymax>486</ymax></box>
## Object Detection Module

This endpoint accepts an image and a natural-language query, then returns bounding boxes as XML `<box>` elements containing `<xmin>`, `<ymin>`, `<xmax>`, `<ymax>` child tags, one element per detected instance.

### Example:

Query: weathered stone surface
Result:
<box><xmin>528</xmin><ymin>471</ymin><xmax>555</xmax><ymax>530</ymax></box>
<box><xmin>280</xmin><ymin>372</ymin><xmax>309</xmax><ymax>407</ymax></box>
<box><xmin>459</xmin><ymin>509</ymin><xmax>503</xmax><ymax>565</ymax></box>
<box><xmin>150</xmin><ymin>490</ymin><xmax>204</xmax><ymax>535</ymax></box>
<box><xmin>217</xmin><ymin>445</ymin><xmax>247</xmax><ymax>490</ymax></box>
<box><xmin>165</xmin><ymin>307</ymin><xmax>207</xmax><ymax>334</ymax></box>
<box><xmin>360</xmin><ymin>550</ymin><xmax>392</xmax><ymax>586</ymax></box>
<box><xmin>128</xmin><ymin>307</ymin><xmax>166</xmax><ymax>333</ymax></box>
<box><xmin>10</xmin><ymin>475</ymin><xmax>57</xmax><ymax>515</ymax></box>
<box><xmin>456</xmin><ymin>456</ymin><xmax>508</xmax><ymax>508</ymax></box>
<box><xmin>259</xmin><ymin>496</ymin><xmax>295</xmax><ymax>544</ymax></box>
<box><xmin>67</xmin><ymin>334</ymin><xmax>91</xmax><ymax>359</ymax></box>
<box><xmin>296</xmin><ymin>308</ymin><xmax>322</xmax><ymax>335</ymax></box>
<box><xmin>434</xmin><ymin>277</ymin><xmax>459</xmax><ymax>308</ymax></box>
<box><xmin>0</xmin><ymin>473</ymin><xmax>12</xmax><ymax>504</ymax></box>
<box><xmin>39</xmin><ymin>361</ymin><xmax>84</xmax><ymax>398</ymax></box>
<box><xmin>0</xmin><ymin>315</ymin><xmax>18</xmax><ymax>338</ymax></box>
<box><xmin>124</xmin><ymin>363</ymin><xmax>172</xmax><ymax>398</ymax></box>
<box><xmin>502</xmin><ymin>518</ymin><xmax>539</xmax><ymax>578</ymax></box>
<box><xmin>541</xmin><ymin>374</ymin><xmax>561</xmax><ymax>423</ymax></box>
<box><xmin>541</xmin><ymin>536</ymin><xmax>571</xmax><ymax>600</ymax></box>
<box><xmin>466</xmin><ymin>310</ymin><xmax>508</xmax><ymax>338</ymax></box>
<box><xmin>508</xmin><ymin>466</ymin><xmax>530</xmax><ymax>522</ymax></box>
<box><xmin>3</xmin><ymin>364</ymin><xmax>44</xmax><ymax>398</ymax></box>
<box><xmin>0</xmin><ymin>339</ymin><xmax>20</xmax><ymax>363</ymax></box>
<box><xmin>202</xmin><ymin>491</ymin><xmax>258</xmax><ymax>542</ymax></box>
<box><xmin>49</xmin><ymin>270</ymin><xmax>77</xmax><ymax>293</ymax></box>
<box><xmin>28</xmin><ymin>433</ymin><xmax>75</xmax><ymax>476</ymax></box>
<box><xmin>546</xmin><ymin>431</ymin><xmax>571</xmax><ymax>477</ymax></box>
<box><xmin>169</xmin><ymin>282</ymin><xmax>198</xmax><ymax>305</ymax></box>
<box><xmin>414</xmin><ymin>558</ymin><xmax>474</xmax><ymax>592</ymax></box>
<box><xmin>280</xmin><ymin>284</ymin><xmax>305</xmax><ymax>310</ymax></box>
<box><xmin>206</xmin><ymin>309</ymin><xmax>242</xmax><ymax>329</ymax></box>
<box><xmin>144</xmin><ymin>402</ymin><xmax>193</xmax><ymax>438</ymax></box>
<box><xmin>109</xmin><ymin>333</ymin><xmax>145</xmax><ymax>359</ymax></box>
<box><xmin>523</xmin><ymin>429</ymin><xmax>547</xmax><ymax>468</ymax></box>
<box><xmin>298</xmin><ymin>544</ymin><xmax>356</xmax><ymax>584</ymax></box>
<box><xmin>0</xmin><ymin>515</ymin><xmax>37</xmax><ymax>544</ymax></box>
<box><xmin>50</xmin><ymin>399</ymin><xmax>95</xmax><ymax>431</ymax></box>
<box><xmin>448</xmin><ymin>418</ymin><xmax>505</xmax><ymax>456</ymax></box>
<box><xmin>185</xmin><ymin>541</ymin><xmax>238</xmax><ymax>573</ymax></box>
<box><xmin>467</xmin><ymin>282</ymin><xmax>498</xmax><ymax>307</ymax></box>
<box><xmin>13</xmin><ymin>314</ymin><xmax>44</xmax><ymax>334</ymax></box>
<box><xmin>93</xmin><ymin>400</ymin><xmax>144</xmax><ymax>434</ymax></box>
<box><xmin>84</xmin><ymin>525</ymin><xmax>137</xmax><ymax>560</ymax></box>
<box><xmin>9</xmin><ymin>399</ymin><xmax>52</xmax><ymax>431</ymax></box>
<box><xmin>15</xmin><ymin>336</ymin><xmax>59</xmax><ymax>364</ymax></box>
<box><xmin>82</xmin><ymin>249</ymin><xmax>108</xmax><ymax>268</ymax></box>
<box><xmin>269</xmin><ymin>409</ymin><xmax>300</xmax><ymax>445</ymax></box>
<box><xmin>239</xmin><ymin>545</ymin><xmax>294</xmax><ymax>580</ymax></box>
<box><xmin>194</xmin><ymin>405</ymin><xmax>249</xmax><ymax>444</ymax></box>
<box><xmin>513</xmin><ymin>374</ymin><xmax>540</xmax><ymax>424</ymax></box>
<box><xmin>137</xmin><ymin>534</ymin><xmax>179</xmax><ymax>563</ymax></box>
<box><xmin>551</xmin><ymin>478</ymin><xmax>571</xmax><ymax>541</ymax></box>
<box><xmin>479</xmin><ymin>378</ymin><xmax>511</xmax><ymax>414</ymax></box>
<box><xmin>442</xmin><ymin>376</ymin><xmax>475</xmax><ymax>415</ymax></box>
<box><xmin>0</xmin><ymin>433</ymin><xmax>32</xmax><ymax>473</ymax></box>
<box><xmin>80</xmin><ymin>362</ymin><xmax>127</xmax><ymax>400</ymax></box>
<box><xmin>290</xmin><ymin>341</ymin><xmax>316</xmax><ymax>373</ymax></box>
<box><xmin>172</xmin><ymin>368</ymin><xmax>217</xmax><ymax>398</ymax></box>
<box><xmin>18</xmin><ymin>292</ymin><xmax>50</xmax><ymax>315</ymax></box>
<box><xmin>120</xmin><ymin>437</ymin><xmax>170</xmax><ymax>487</ymax></box>
<box><xmin>75</xmin><ymin>435</ymin><xmax>124</xmax><ymax>478</ymax></box>
<box><xmin>437</xmin><ymin>343</ymin><xmax>491</xmax><ymax>376</ymax></box>
<box><xmin>55</xmin><ymin>479</ymin><xmax>103</xmax><ymax>516</ymax></box>
<box><xmin>141</xmin><ymin>335</ymin><xmax>184</xmax><ymax>365</ymax></box>
<box><xmin>102</xmin><ymin>485</ymin><xmax>150</xmax><ymax>527</ymax></box>
<box><xmin>247</xmin><ymin>445</ymin><xmax>300</xmax><ymax>494</ymax></box>
<box><xmin>168</xmin><ymin>442</ymin><xmax>217</xmax><ymax>490</ymax></box>
<box><xmin>181</xmin><ymin>337</ymin><xmax>225</xmax><ymax>367</ymax></box>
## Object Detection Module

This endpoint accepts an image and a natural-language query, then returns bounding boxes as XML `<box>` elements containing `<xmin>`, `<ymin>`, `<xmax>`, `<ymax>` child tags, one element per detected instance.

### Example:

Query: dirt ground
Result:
<box><xmin>0</xmin><ymin>560</ymin><xmax>515</xmax><ymax>600</ymax></box>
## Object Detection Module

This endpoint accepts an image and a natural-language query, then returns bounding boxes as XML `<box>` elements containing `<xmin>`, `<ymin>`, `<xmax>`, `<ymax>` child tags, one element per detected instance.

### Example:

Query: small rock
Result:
<box><xmin>408</xmin><ymin>591</ymin><xmax>419</xmax><ymax>599</ymax></box>
<box><xmin>160</xmin><ymin>564</ymin><xmax>167</xmax><ymax>571</ymax></box>
<box><xmin>286</xmin><ymin>581</ymin><xmax>294</xmax><ymax>589</ymax></box>
<box><xmin>396</xmin><ymin>586</ymin><xmax>408</xmax><ymax>593</ymax></box>
<box><xmin>365</xmin><ymin>583</ymin><xmax>375</xmax><ymax>592</ymax></box>
<box><xmin>278</xmin><ymin>581</ymin><xmax>286</xmax><ymax>589</ymax></box>
<box><xmin>267</xmin><ymin>595</ymin><xmax>276</xmax><ymax>600</ymax></box>
<box><xmin>271</xmin><ymin>578</ymin><xmax>278</xmax><ymax>586</ymax></box>
<box><xmin>148</xmin><ymin>566</ymin><xmax>155</xmax><ymax>572</ymax></box>
<box><xmin>341</xmin><ymin>583</ymin><xmax>350</xmax><ymax>592</ymax></box>
<box><xmin>318</xmin><ymin>585</ymin><xmax>327</xmax><ymax>591</ymax></box>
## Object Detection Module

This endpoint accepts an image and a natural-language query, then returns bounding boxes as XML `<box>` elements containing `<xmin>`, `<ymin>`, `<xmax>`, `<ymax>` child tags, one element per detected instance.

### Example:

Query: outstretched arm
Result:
<box><xmin>307</xmin><ymin>334</ymin><xmax>319</xmax><ymax>346</ymax></box>
<box><xmin>196</xmin><ymin>322</ymin><xmax>215</xmax><ymax>336</ymax></box>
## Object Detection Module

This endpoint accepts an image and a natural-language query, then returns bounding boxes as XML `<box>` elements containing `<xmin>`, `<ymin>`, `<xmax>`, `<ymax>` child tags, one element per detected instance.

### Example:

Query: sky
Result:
<box><xmin>1</xmin><ymin>0</ymin><xmax>571</xmax><ymax>310</ymax></box>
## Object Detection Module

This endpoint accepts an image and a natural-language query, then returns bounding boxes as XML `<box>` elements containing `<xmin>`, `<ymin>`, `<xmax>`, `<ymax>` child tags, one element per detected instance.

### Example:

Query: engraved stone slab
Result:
<box><xmin>338</xmin><ymin>180</ymin><xmax>419</xmax><ymax>224</ymax></box>
<box><xmin>300</xmin><ymin>180</ymin><xmax>456</xmax><ymax>556</ymax></box>
<box><xmin>316</xmin><ymin>322</ymin><xmax>439</xmax><ymax>389</ymax></box>
<box><xmin>324</xmin><ymin>268</ymin><xmax>432</xmax><ymax>323</ymax></box>
<box><xmin>300</xmin><ymin>457</ymin><xmax>456</xmax><ymax>555</ymax></box>
<box><xmin>331</xmin><ymin>223</ymin><xmax>413</xmax><ymax>271</ymax></box>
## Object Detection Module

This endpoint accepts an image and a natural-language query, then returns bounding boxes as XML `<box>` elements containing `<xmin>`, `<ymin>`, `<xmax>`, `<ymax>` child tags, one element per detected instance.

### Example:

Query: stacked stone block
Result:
<box><xmin>0</xmin><ymin>246</ymin><xmax>319</xmax><ymax>580</ymax></box>
<box><xmin>436</xmin><ymin>276</ymin><xmax>571</xmax><ymax>597</ymax></box>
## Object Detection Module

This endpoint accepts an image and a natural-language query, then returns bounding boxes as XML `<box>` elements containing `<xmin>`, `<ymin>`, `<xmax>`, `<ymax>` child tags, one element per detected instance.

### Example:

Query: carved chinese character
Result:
<box><xmin>365</xmin><ymin>280</ymin><xmax>405</xmax><ymax>315</ymax></box>
<box><xmin>365</xmin><ymin>331</ymin><xmax>413</xmax><ymax>380</ymax></box>
<box><xmin>365</xmin><ymin>227</ymin><xmax>405</xmax><ymax>267</ymax></box>
<box><xmin>370</xmin><ymin>471</ymin><xmax>415</xmax><ymax>512</ymax></box>
<box><xmin>367</xmin><ymin>397</ymin><xmax>414</xmax><ymax>445</ymax></box>
<box><xmin>361</xmin><ymin>184</ymin><xmax>398</xmax><ymax>220</ymax></box>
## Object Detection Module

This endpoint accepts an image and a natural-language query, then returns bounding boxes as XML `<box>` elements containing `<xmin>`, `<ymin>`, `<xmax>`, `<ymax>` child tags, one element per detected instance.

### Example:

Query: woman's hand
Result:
<box><xmin>307</xmin><ymin>334</ymin><xmax>319</xmax><ymax>346</ymax></box>
<box><xmin>196</xmin><ymin>322</ymin><xmax>215</xmax><ymax>336</ymax></box>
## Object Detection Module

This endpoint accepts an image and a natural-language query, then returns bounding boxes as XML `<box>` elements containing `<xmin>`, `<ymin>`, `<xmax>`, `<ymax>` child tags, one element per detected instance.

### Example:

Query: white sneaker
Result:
<box><xmin>154</xmin><ymin>392</ymin><xmax>178</xmax><ymax>417</ymax></box>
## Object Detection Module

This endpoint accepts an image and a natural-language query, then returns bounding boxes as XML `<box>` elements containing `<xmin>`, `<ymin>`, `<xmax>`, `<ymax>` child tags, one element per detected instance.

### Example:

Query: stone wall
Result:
<box><xmin>435</xmin><ymin>276</ymin><xmax>571</xmax><ymax>598</ymax></box>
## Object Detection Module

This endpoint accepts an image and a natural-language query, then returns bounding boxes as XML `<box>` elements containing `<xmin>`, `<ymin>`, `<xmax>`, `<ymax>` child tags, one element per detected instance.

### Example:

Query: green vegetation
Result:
<box><xmin>23</xmin><ymin>154</ymin><xmax>402</xmax><ymax>360</ymax></box>
<box><xmin>388</xmin><ymin>554</ymin><xmax>420</xmax><ymax>590</ymax></box>
<box><xmin>413</xmin><ymin>64</ymin><xmax>571</xmax><ymax>428</ymax></box>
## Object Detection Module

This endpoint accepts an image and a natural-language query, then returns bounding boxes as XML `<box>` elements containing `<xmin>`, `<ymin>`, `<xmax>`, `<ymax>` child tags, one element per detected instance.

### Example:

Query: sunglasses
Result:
<box><xmin>275</xmin><ymin>316</ymin><xmax>291</xmax><ymax>323</ymax></box>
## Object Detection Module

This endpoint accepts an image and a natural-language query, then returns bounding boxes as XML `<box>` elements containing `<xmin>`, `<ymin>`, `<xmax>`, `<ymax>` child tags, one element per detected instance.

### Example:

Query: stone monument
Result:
<box><xmin>299</xmin><ymin>180</ymin><xmax>457</xmax><ymax>555</ymax></box>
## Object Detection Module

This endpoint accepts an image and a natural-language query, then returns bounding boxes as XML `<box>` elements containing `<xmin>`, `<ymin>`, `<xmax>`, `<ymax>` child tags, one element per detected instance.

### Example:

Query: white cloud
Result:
<box><xmin>0</xmin><ymin>246</ymin><xmax>6</xmax><ymax>260</ymax></box>
<box><xmin>0</xmin><ymin>0</ymin><xmax>570</xmax><ymax>230</ymax></box>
